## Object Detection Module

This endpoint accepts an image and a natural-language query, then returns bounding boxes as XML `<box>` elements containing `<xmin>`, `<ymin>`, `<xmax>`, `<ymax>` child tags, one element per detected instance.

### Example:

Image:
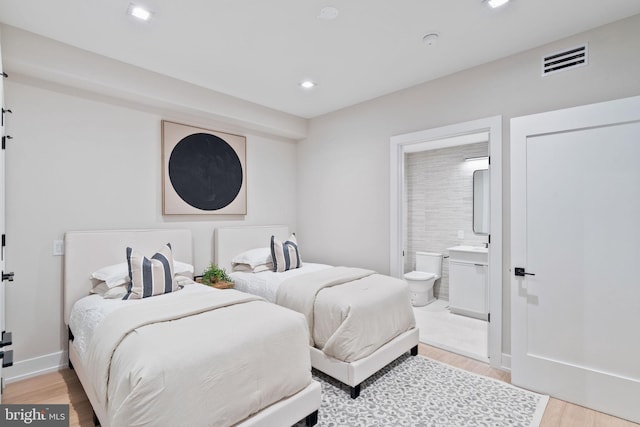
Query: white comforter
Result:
<box><xmin>276</xmin><ymin>267</ymin><xmax>415</xmax><ymax>362</ymax></box>
<box><xmin>230</xmin><ymin>263</ymin><xmax>331</xmax><ymax>302</ymax></box>
<box><xmin>83</xmin><ymin>285</ymin><xmax>312</xmax><ymax>427</ymax></box>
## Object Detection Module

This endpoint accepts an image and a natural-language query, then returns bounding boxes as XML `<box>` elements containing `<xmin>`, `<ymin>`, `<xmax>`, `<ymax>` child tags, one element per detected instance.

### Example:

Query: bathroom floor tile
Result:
<box><xmin>413</xmin><ymin>299</ymin><xmax>488</xmax><ymax>361</ymax></box>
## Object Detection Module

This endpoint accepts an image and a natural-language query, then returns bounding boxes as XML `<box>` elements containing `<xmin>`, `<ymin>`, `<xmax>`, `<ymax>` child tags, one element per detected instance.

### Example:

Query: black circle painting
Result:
<box><xmin>168</xmin><ymin>132</ymin><xmax>244</xmax><ymax>211</ymax></box>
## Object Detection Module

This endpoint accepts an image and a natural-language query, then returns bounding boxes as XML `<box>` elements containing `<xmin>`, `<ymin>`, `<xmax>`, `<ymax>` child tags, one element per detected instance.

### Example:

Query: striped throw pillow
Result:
<box><xmin>271</xmin><ymin>234</ymin><xmax>301</xmax><ymax>272</ymax></box>
<box><xmin>124</xmin><ymin>243</ymin><xmax>178</xmax><ymax>299</ymax></box>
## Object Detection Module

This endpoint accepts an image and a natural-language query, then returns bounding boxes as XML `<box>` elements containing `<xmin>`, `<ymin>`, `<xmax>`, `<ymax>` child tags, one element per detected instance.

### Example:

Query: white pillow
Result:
<box><xmin>174</xmin><ymin>261</ymin><xmax>195</xmax><ymax>275</ymax></box>
<box><xmin>104</xmin><ymin>286</ymin><xmax>129</xmax><ymax>299</ymax></box>
<box><xmin>90</xmin><ymin>282</ymin><xmax>110</xmax><ymax>295</ymax></box>
<box><xmin>231</xmin><ymin>247</ymin><xmax>273</xmax><ymax>269</ymax></box>
<box><xmin>253</xmin><ymin>264</ymin><xmax>272</xmax><ymax>273</ymax></box>
<box><xmin>175</xmin><ymin>275</ymin><xmax>196</xmax><ymax>287</ymax></box>
<box><xmin>90</xmin><ymin>260</ymin><xmax>194</xmax><ymax>288</ymax></box>
<box><xmin>90</xmin><ymin>264</ymin><xmax>129</xmax><ymax>288</ymax></box>
<box><xmin>90</xmin><ymin>282</ymin><xmax>128</xmax><ymax>299</ymax></box>
<box><xmin>232</xmin><ymin>263</ymin><xmax>273</xmax><ymax>273</ymax></box>
<box><xmin>90</xmin><ymin>275</ymin><xmax>195</xmax><ymax>299</ymax></box>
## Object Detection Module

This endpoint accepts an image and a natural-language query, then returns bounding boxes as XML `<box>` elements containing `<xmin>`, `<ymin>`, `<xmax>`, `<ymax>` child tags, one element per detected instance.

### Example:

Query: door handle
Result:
<box><xmin>1</xmin><ymin>108</ymin><xmax>11</xmax><ymax>126</ymax></box>
<box><xmin>514</xmin><ymin>267</ymin><xmax>535</xmax><ymax>277</ymax></box>
<box><xmin>0</xmin><ymin>331</ymin><xmax>11</xmax><ymax>347</ymax></box>
<box><xmin>0</xmin><ymin>350</ymin><xmax>13</xmax><ymax>368</ymax></box>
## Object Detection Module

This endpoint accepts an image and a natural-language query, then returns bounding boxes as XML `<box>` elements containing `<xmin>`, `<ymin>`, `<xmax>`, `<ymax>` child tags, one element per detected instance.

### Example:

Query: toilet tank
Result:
<box><xmin>416</xmin><ymin>251</ymin><xmax>443</xmax><ymax>277</ymax></box>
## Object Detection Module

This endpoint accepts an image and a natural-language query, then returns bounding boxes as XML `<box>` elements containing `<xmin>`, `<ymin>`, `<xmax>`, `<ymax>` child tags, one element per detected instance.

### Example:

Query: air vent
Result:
<box><xmin>542</xmin><ymin>44</ymin><xmax>588</xmax><ymax>76</ymax></box>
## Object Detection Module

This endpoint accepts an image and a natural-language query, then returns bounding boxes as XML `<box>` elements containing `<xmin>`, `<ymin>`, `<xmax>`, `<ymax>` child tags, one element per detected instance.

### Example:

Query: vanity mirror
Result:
<box><xmin>473</xmin><ymin>169</ymin><xmax>489</xmax><ymax>235</ymax></box>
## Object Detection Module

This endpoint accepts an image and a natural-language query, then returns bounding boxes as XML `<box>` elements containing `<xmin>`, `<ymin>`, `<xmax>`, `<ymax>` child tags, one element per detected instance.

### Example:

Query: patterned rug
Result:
<box><xmin>297</xmin><ymin>354</ymin><xmax>548</xmax><ymax>427</ymax></box>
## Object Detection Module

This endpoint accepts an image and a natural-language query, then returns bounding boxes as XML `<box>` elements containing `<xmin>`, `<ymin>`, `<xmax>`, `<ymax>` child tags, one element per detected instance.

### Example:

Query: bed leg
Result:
<box><xmin>410</xmin><ymin>345</ymin><xmax>418</xmax><ymax>356</ymax></box>
<box><xmin>68</xmin><ymin>328</ymin><xmax>75</xmax><ymax>370</ymax></box>
<box><xmin>92</xmin><ymin>410</ymin><xmax>100</xmax><ymax>426</ymax></box>
<box><xmin>305</xmin><ymin>410</ymin><xmax>318</xmax><ymax>426</ymax></box>
<box><xmin>350</xmin><ymin>384</ymin><xmax>361</xmax><ymax>399</ymax></box>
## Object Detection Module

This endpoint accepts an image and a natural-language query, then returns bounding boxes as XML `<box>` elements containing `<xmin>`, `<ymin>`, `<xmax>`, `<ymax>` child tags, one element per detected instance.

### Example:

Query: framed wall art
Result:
<box><xmin>162</xmin><ymin>120</ymin><xmax>247</xmax><ymax>215</ymax></box>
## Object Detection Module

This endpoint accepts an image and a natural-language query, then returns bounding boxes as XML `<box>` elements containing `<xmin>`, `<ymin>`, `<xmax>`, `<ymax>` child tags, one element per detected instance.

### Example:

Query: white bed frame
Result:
<box><xmin>215</xmin><ymin>225</ymin><xmax>419</xmax><ymax>398</ymax></box>
<box><xmin>64</xmin><ymin>229</ymin><xmax>320</xmax><ymax>427</ymax></box>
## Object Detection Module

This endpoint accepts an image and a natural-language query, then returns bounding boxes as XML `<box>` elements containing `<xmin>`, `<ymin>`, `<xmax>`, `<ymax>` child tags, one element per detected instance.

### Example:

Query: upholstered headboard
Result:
<box><xmin>214</xmin><ymin>225</ymin><xmax>290</xmax><ymax>273</ymax></box>
<box><xmin>63</xmin><ymin>229</ymin><xmax>192</xmax><ymax>324</ymax></box>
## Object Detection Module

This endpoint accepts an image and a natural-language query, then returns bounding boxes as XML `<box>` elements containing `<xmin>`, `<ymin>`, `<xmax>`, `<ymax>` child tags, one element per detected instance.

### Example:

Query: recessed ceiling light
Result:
<box><xmin>487</xmin><ymin>0</ymin><xmax>510</xmax><ymax>8</ymax></box>
<box><xmin>318</xmin><ymin>6</ymin><xmax>339</xmax><ymax>20</ymax></box>
<box><xmin>300</xmin><ymin>80</ymin><xmax>317</xmax><ymax>89</ymax></box>
<box><xmin>128</xmin><ymin>3</ymin><xmax>152</xmax><ymax>21</ymax></box>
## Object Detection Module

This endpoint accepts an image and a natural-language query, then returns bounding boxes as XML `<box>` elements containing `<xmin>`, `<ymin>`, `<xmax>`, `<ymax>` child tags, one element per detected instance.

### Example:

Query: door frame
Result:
<box><xmin>390</xmin><ymin>115</ymin><xmax>503</xmax><ymax>368</ymax></box>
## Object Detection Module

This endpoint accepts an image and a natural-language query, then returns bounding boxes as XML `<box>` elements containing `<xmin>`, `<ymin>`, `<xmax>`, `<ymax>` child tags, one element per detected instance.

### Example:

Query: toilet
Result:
<box><xmin>404</xmin><ymin>251</ymin><xmax>443</xmax><ymax>307</ymax></box>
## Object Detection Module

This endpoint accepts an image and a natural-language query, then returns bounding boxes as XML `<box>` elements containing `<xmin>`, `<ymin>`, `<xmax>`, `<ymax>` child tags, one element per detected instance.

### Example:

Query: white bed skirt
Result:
<box><xmin>310</xmin><ymin>328</ymin><xmax>419</xmax><ymax>388</ymax></box>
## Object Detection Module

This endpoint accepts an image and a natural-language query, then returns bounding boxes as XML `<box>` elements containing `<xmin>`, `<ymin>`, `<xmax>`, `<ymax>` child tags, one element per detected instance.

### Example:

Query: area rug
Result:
<box><xmin>296</xmin><ymin>354</ymin><xmax>548</xmax><ymax>427</ymax></box>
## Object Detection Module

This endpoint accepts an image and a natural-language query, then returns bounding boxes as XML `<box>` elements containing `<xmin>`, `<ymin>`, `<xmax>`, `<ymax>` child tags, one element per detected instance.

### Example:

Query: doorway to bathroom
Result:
<box><xmin>389</xmin><ymin>116</ymin><xmax>503</xmax><ymax>368</ymax></box>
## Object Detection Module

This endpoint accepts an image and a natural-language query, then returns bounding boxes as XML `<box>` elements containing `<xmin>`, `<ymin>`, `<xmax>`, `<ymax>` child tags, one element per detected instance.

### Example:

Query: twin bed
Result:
<box><xmin>214</xmin><ymin>225</ymin><xmax>419</xmax><ymax>398</ymax></box>
<box><xmin>64</xmin><ymin>229</ymin><xmax>321</xmax><ymax>427</ymax></box>
<box><xmin>64</xmin><ymin>226</ymin><xmax>418</xmax><ymax>426</ymax></box>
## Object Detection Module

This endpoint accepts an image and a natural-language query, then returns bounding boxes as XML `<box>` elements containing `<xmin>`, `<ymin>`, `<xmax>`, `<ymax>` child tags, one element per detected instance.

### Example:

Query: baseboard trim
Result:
<box><xmin>501</xmin><ymin>353</ymin><xmax>511</xmax><ymax>372</ymax></box>
<box><xmin>420</xmin><ymin>337</ymin><xmax>490</xmax><ymax>364</ymax></box>
<box><xmin>4</xmin><ymin>351</ymin><xmax>68</xmax><ymax>384</ymax></box>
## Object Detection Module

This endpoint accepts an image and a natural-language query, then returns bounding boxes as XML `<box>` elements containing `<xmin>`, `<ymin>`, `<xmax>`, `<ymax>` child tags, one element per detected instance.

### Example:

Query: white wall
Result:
<box><xmin>1</xmin><ymin>32</ymin><xmax>301</xmax><ymax>381</ymax></box>
<box><xmin>3</xmin><ymin>13</ymin><xmax>640</xmax><ymax>379</ymax></box>
<box><xmin>297</xmin><ymin>14</ymin><xmax>640</xmax><ymax>357</ymax></box>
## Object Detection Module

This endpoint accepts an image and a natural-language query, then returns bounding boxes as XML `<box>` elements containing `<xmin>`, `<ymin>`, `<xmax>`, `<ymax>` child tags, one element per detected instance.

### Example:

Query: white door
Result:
<box><xmin>511</xmin><ymin>96</ymin><xmax>640</xmax><ymax>423</ymax></box>
<box><xmin>0</xmin><ymin>36</ymin><xmax>5</xmax><ymax>401</ymax></box>
<box><xmin>0</xmin><ymin>36</ymin><xmax>12</xmax><ymax>401</ymax></box>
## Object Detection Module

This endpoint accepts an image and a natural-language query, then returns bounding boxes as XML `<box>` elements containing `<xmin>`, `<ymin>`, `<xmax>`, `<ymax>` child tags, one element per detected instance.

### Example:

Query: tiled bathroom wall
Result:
<box><xmin>404</xmin><ymin>142</ymin><xmax>489</xmax><ymax>300</ymax></box>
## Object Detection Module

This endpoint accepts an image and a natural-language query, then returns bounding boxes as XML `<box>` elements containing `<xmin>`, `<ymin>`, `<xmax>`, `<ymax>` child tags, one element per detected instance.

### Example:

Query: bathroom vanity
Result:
<box><xmin>447</xmin><ymin>245</ymin><xmax>488</xmax><ymax>320</ymax></box>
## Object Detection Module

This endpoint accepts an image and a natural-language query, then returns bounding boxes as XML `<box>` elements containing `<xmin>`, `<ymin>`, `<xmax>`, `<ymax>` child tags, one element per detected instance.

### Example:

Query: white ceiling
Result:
<box><xmin>0</xmin><ymin>0</ymin><xmax>639</xmax><ymax>118</ymax></box>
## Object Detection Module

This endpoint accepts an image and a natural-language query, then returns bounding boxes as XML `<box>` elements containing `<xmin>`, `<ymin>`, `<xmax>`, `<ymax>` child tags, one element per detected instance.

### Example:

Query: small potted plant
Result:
<box><xmin>199</xmin><ymin>263</ymin><xmax>234</xmax><ymax>289</ymax></box>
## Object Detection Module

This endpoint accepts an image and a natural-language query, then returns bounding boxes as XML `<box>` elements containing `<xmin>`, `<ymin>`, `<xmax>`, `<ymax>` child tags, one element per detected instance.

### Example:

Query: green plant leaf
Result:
<box><xmin>201</xmin><ymin>263</ymin><xmax>233</xmax><ymax>285</ymax></box>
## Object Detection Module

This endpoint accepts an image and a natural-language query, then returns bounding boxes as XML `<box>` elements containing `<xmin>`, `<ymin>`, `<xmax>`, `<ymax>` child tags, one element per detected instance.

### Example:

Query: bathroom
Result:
<box><xmin>404</xmin><ymin>139</ymin><xmax>490</xmax><ymax>361</ymax></box>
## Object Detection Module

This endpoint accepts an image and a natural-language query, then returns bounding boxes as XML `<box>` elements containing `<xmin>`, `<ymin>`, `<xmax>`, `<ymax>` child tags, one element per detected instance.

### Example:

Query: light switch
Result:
<box><xmin>53</xmin><ymin>240</ymin><xmax>65</xmax><ymax>256</ymax></box>
<box><xmin>457</xmin><ymin>230</ymin><xmax>464</xmax><ymax>239</ymax></box>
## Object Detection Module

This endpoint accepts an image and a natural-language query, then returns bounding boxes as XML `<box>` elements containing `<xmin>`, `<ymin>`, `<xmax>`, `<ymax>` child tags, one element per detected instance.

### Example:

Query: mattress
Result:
<box><xmin>230</xmin><ymin>263</ymin><xmax>331</xmax><ymax>302</ymax></box>
<box><xmin>69</xmin><ymin>279</ymin><xmax>203</xmax><ymax>361</ymax></box>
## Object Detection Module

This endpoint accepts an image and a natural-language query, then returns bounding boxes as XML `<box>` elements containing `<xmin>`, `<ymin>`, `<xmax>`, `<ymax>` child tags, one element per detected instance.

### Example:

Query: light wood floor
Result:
<box><xmin>3</xmin><ymin>343</ymin><xmax>637</xmax><ymax>427</ymax></box>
